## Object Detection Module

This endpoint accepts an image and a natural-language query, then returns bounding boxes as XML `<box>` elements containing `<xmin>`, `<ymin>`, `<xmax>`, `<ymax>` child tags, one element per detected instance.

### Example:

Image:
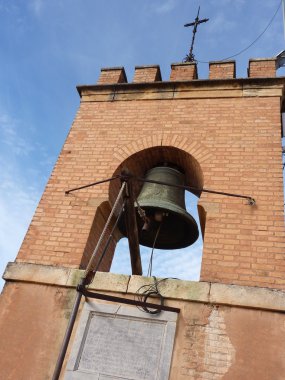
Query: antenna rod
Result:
<box><xmin>283</xmin><ymin>0</ymin><xmax>285</xmax><ymax>42</ymax></box>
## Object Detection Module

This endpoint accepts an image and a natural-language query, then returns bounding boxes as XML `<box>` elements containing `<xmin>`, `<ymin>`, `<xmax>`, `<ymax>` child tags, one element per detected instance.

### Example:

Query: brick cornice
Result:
<box><xmin>77</xmin><ymin>77</ymin><xmax>285</xmax><ymax>102</ymax></box>
<box><xmin>76</xmin><ymin>77</ymin><xmax>285</xmax><ymax>96</ymax></box>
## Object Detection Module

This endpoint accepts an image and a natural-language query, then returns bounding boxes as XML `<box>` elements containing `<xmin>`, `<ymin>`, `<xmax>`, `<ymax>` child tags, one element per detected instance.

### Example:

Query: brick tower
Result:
<box><xmin>0</xmin><ymin>58</ymin><xmax>285</xmax><ymax>379</ymax></box>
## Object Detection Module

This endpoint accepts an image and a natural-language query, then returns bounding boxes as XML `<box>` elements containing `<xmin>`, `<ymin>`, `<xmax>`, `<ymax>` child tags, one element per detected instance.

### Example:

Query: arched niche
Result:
<box><xmin>109</xmin><ymin>146</ymin><xmax>206</xmax><ymax>279</ymax></box>
<box><xmin>80</xmin><ymin>146</ymin><xmax>206</xmax><ymax>277</ymax></box>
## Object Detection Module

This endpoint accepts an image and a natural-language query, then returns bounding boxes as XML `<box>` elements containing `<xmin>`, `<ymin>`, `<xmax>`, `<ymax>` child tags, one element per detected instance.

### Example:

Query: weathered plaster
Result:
<box><xmin>223</xmin><ymin>307</ymin><xmax>285</xmax><ymax>380</ymax></box>
<box><xmin>0</xmin><ymin>282</ymin><xmax>76</xmax><ymax>380</ymax></box>
<box><xmin>1</xmin><ymin>264</ymin><xmax>285</xmax><ymax>379</ymax></box>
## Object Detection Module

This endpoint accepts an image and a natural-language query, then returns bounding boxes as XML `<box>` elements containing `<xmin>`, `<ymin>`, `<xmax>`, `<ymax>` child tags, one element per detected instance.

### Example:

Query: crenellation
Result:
<box><xmin>97</xmin><ymin>66</ymin><xmax>127</xmax><ymax>84</ymax></box>
<box><xmin>209</xmin><ymin>60</ymin><xmax>236</xmax><ymax>79</ymax></box>
<box><xmin>170</xmin><ymin>62</ymin><xmax>198</xmax><ymax>80</ymax></box>
<box><xmin>94</xmin><ymin>57</ymin><xmax>278</xmax><ymax>85</ymax></box>
<box><xmin>133</xmin><ymin>64</ymin><xmax>162</xmax><ymax>82</ymax></box>
<box><xmin>248</xmin><ymin>58</ymin><xmax>277</xmax><ymax>78</ymax></box>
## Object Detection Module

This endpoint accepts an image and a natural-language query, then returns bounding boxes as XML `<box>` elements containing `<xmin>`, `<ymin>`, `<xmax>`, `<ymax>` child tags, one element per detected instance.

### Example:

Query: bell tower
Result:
<box><xmin>0</xmin><ymin>58</ymin><xmax>285</xmax><ymax>379</ymax></box>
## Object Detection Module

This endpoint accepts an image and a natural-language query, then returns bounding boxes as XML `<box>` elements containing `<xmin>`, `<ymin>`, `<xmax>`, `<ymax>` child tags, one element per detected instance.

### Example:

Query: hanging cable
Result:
<box><xmin>134</xmin><ymin>223</ymin><xmax>164</xmax><ymax>315</ymax></box>
<box><xmin>135</xmin><ymin>276</ymin><xmax>163</xmax><ymax>314</ymax></box>
<box><xmin>135</xmin><ymin>277</ymin><xmax>179</xmax><ymax>315</ymax></box>
<box><xmin>147</xmin><ymin>224</ymin><xmax>162</xmax><ymax>277</ymax></box>
<box><xmin>196</xmin><ymin>0</ymin><xmax>282</xmax><ymax>64</ymax></box>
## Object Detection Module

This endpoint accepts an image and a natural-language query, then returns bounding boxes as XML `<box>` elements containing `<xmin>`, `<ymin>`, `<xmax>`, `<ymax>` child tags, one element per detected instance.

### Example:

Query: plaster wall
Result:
<box><xmin>1</xmin><ymin>268</ymin><xmax>285</xmax><ymax>380</ymax></box>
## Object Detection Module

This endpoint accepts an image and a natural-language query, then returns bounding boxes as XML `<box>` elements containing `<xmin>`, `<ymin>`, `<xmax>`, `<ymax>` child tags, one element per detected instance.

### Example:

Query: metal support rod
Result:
<box><xmin>65</xmin><ymin>174</ymin><xmax>255</xmax><ymax>204</ymax></box>
<box><xmin>65</xmin><ymin>175</ymin><xmax>120</xmax><ymax>195</ymax></box>
<box><xmin>79</xmin><ymin>287</ymin><xmax>180</xmax><ymax>314</ymax></box>
<box><xmin>52</xmin><ymin>281</ymin><xmax>83</xmax><ymax>380</ymax></box>
<box><xmin>85</xmin><ymin>199</ymin><xmax>126</xmax><ymax>284</ymax></box>
<box><xmin>132</xmin><ymin>176</ymin><xmax>256</xmax><ymax>204</ymax></box>
<box><xmin>84</xmin><ymin>182</ymin><xmax>126</xmax><ymax>276</ymax></box>
<box><xmin>52</xmin><ymin>183</ymin><xmax>126</xmax><ymax>380</ymax></box>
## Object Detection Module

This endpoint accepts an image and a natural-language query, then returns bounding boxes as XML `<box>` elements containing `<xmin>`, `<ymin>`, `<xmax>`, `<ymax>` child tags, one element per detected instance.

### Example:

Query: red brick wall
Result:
<box><xmin>248</xmin><ymin>58</ymin><xmax>276</xmax><ymax>78</ymax></box>
<box><xmin>16</xmin><ymin>60</ymin><xmax>285</xmax><ymax>289</ymax></box>
<box><xmin>133</xmin><ymin>65</ymin><xmax>161</xmax><ymax>82</ymax></box>
<box><xmin>97</xmin><ymin>67</ymin><xmax>127</xmax><ymax>84</ymax></box>
<box><xmin>170</xmin><ymin>63</ymin><xmax>198</xmax><ymax>80</ymax></box>
<box><xmin>209</xmin><ymin>61</ymin><xmax>236</xmax><ymax>79</ymax></box>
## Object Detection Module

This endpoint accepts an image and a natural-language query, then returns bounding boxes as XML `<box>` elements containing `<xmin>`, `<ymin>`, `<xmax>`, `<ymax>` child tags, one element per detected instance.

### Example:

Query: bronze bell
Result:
<box><xmin>120</xmin><ymin>165</ymin><xmax>199</xmax><ymax>249</ymax></box>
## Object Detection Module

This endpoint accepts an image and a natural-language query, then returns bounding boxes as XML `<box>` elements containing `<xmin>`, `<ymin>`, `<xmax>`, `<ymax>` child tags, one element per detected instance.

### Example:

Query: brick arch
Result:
<box><xmin>109</xmin><ymin>135</ymin><xmax>210</xmax><ymax>204</ymax></box>
<box><xmin>112</xmin><ymin>133</ymin><xmax>211</xmax><ymax>170</ymax></box>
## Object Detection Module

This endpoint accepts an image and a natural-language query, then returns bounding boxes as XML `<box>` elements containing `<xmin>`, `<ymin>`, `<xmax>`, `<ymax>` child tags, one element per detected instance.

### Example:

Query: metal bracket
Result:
<box><xmin>78</xmin><ymin>285</ymin><xmax>180</xmax><ymax>314</ymax></box>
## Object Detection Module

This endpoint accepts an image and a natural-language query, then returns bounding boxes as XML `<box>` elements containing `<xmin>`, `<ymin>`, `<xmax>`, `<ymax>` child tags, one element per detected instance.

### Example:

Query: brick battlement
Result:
<box><xmin>96</xmin><ymin>57</ymin><xmax>277</xmax><ymax>84</ymax></box>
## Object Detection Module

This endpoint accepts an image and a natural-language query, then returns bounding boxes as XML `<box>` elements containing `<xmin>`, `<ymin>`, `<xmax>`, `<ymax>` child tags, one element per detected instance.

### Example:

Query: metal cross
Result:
<box><xmin>184</xmin><ymin>6</ymin><xmax>209</xmax><ymax>63</ymax></box>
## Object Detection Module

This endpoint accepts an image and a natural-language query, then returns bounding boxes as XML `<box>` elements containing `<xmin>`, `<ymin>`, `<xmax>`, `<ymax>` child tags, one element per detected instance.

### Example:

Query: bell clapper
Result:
<box><xmin>142</xmin><ymin>216</ymin><xmax>151</xmax><ymax>231</ymax></box>
<box><xmin>154</xmin><ymin>211</ymin><xmax>168</xmax><ymax>222</ymax></box>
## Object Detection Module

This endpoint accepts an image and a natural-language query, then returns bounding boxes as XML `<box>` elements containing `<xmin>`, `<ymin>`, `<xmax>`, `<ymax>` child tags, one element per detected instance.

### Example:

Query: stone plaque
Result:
<box><xmin>65</xmin><ymin>302</ymin><xmax>177</xmax><ymax>380</ymax></box>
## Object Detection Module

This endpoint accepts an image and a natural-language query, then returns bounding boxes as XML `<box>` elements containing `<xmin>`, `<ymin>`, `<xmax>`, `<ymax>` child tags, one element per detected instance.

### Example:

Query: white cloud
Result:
<box><xmin>0</xmin><ymin>114</ymin><xmax>34</xmax><ymax>156</ymax></box>
<box><xmin>149</xmin><ymin>244</ymin><xmax>203</xmax><ymax>280</ymax></box>
<box><xmin>30</xmin><ymin>0</ymin><xmax>44</xmax><ymax>16</ymax></box>
<box><xmin>209</xmin><ymin>0</ymin><xmax>245</xmax><ymax>10</ymax></box>
<box><xmin>207</xmin><ymin>12</ymin><xmax>237</xmax><ymax>35</ymax></box>
<box><xmin>149</xmin><ymin>0</ymin><xmax>177</xmax><ymax>14</ymax></box>
<box><xmin>0</xmin><ymin>167</ymin><xmax>40</xmax><ymax>291</ymax></box>
<box><xmin>111</xmin><ymin>238</ymin><xmax>203</xmax><ymax>281</ymax></box>
<box><xmin>0</xmin><ymin>111</ymin><xmax>42</xmax><ymax>291</ymax></box>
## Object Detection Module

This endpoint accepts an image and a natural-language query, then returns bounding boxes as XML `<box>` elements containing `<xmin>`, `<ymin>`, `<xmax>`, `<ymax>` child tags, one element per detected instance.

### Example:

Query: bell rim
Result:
<box><xmin>136</xmin><ymin>201</ymin><xmax>199</xmax><ymax>249</ymax></box>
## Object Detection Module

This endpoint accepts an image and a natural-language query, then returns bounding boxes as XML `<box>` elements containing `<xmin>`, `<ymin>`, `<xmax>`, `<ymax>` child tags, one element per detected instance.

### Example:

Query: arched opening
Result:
<box><xmin>80</xmin><ymin>201</ymin><xmax>122</xmax><ymax>271</ymax></box>
<box><xmin>110</xmin><ymin>146</ymin><xmax>206</xmax><ymax>280</ymax></box>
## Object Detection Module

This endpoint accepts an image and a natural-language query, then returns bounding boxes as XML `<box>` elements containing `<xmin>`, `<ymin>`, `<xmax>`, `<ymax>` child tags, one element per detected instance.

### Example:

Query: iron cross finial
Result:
<box><xmin>184</xmin><ymin>6</ymin><xmax>209</xmax><ymax>63</ymax></box>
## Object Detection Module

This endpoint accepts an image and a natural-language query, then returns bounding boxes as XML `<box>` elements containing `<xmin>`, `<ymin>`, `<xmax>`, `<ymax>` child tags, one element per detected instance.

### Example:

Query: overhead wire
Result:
<box><xmin>196</xmin><ymin>0</ymin><xmax>282</xmax><ymax>64</ymax></box>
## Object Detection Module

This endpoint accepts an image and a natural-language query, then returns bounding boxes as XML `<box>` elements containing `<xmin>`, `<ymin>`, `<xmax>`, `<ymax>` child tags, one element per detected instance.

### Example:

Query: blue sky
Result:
<box><xmin>1</xmin><ymin>0</ymin><xmax>285</xmax><ymax>289</ymax></box>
